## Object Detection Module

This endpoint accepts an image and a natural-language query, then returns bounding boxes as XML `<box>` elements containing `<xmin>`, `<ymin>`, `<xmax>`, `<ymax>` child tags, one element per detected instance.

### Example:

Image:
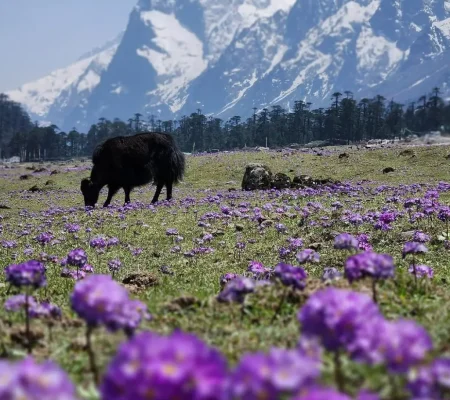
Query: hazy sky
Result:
<box><xmin>0</xmin><ymin>0</ymin><xmax>137</xmax><ymax>92</ymax></box>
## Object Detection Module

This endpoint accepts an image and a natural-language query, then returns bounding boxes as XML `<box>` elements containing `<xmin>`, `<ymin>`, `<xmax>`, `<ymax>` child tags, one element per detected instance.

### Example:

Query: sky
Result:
<box><xmin>0</xmin><ymin>0</ymin><xmax>137</xmax><ymax>92</ymax></box>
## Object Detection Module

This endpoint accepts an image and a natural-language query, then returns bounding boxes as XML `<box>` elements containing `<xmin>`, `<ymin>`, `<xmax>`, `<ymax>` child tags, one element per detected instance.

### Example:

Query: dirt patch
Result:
<box><xmin>122</xmin><ymin>273</ymin><xmax>159</xmax><ymax>289</ymax></box>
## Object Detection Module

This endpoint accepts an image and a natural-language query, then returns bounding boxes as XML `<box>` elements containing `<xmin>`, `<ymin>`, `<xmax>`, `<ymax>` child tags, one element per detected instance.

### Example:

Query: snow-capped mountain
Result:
<box><xmin>5</xmin><ymin>0</ymin><xmax>450</xmax><ymax>131</ymax></box>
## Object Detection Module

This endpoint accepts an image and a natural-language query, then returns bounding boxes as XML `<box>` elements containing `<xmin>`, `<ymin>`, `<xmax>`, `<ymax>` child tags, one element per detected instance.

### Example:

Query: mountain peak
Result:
<box><xmin>6</xmin><ymin>0</ymin><xmax>450</xmax><ymax>130</ymax></box>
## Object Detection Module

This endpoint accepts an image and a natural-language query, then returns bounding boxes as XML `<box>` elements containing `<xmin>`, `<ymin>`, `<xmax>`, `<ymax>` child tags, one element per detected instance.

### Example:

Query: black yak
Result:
<box><xmin>80</xmin><ymin>132</ymin><xmax>185</xmax><ymax>207</ymax></box>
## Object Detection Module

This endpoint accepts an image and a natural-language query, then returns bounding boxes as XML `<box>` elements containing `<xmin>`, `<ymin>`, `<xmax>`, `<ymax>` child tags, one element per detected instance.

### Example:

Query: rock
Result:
<box><xmin>152</xmin><ymin>251</ymin><xmax>161</xmax><ymax>258</ymax></box>
<box><xmin>33</xmin><ymin>167</ymin><xmax>47</xmax><ymax>173</ymax></box>
<box><xmin>0</xmin><ymin>205</ymin><xmax>11</xmax><ymax>209</ymax></box>
<box><xmin>338</xmin><ymin>153</ymin><xmax>349</xmax><ymax>159</ymax></box>
<box><xmin>50</xmin><ymin>170</ymin><xmax>59</xmax><ymax>175</ymax></box>
<box><xmin>446</xmin><ymin>154</ymin><xmax>450</xmax><ymax>160</ymax></box>
<box><xmin>260</xmin><ymin>220</ymin><xmax>274</xmax><ymax>228</ymax></box>
<box><xmin>309</xmin><ymin>243</ymin><xmax>322</xmax><ymax>251</ymax></box>
<box><xmin>382</xmin><ymin>167</ymin><xmax>395</xmax><ymax>174</ymax></box>
<box><xmin>19</xmin><ymin>174</ymin><xmax>30</xmax><ymax>180</ymax></box>
<box><xmin>45</xmin><ymin>180</ymin><xmax>54</xmax><ymax>186</ymax></box>
<box><xmin>122</xmin><ymin>273</ymin><xmax>159</xmax><ymax>288</ymax></box>
<box><xmin>235</xmin><ymin>224</ymin><xmax>244</xmax><ymax>232</ymax></box>
<box><xmin>159</xmin><ymin>265</ymin><xmax>174</xmax><ymax>276</ymax></box>
<box><xmin>271</xmin><ymin>172</ymin><xmax>292</xmax><ymax>190</ymax></box>
<box><xmin>164</xmin><ymin>296</ymin><xmax>200</xmax><ymax>312</ymax></box>
<box><xmin>241</xmin><ymin>163</ymin><xmax>273</xmax><ymax>191</ymax></box>
<box><xmin>292</xmin><ymin>175</ymin><xmax>339</xmax><ymax>188</ymax></box>
<box><xmin>399</xmin><ymin>149</ymin><xmax>416</xmax><ymax>157</ymax></box>
<box><xmin>28</xmin><ymin>185</ymin><xmax>41</xmax><ymax>192</ymax></box>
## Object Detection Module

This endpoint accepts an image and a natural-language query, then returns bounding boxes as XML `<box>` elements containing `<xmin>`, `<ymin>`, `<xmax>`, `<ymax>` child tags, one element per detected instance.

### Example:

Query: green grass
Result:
<box><xmin>1</xmin><ymin>143</ymin><xmax>450</xmax><ymax>397</ymax></box>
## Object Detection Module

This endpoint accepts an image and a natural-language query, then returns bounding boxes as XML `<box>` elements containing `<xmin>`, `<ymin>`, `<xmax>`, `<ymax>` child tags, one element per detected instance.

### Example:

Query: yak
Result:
<box><xmin>80</xmin><ymin>132</ymin><xmax>185</xmax><ymax>208</ymax></box>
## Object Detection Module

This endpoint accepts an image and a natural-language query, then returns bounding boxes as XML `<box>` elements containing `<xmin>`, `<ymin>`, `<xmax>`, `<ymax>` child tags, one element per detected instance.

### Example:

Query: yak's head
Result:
<box><xmin>80</xmin><ymin>178</ymin><xmax>100</xmax><ymax>208</ymax></box>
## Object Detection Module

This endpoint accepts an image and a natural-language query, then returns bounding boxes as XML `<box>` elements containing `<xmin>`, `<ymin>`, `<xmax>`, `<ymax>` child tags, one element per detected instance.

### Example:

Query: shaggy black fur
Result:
<box><xmin>80</xmin><ymin>132</ymin><xmax>185</xmax><ymax>207</ymax></box>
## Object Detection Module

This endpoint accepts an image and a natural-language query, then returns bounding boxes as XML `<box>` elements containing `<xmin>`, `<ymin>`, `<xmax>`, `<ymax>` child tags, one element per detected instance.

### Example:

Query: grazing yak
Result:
<box><xmin>80</xmin><ymin>132</ymin><xmax>185</xmax><ymax>207</ymax></box>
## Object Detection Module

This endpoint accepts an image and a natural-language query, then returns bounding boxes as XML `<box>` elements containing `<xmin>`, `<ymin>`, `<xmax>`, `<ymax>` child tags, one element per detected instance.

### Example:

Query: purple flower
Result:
<box><xmin>296</xmin><ymin>249</ymin><xmax>320</xmax><ymax>264</ymax></box>
<box><xmin>344</xmin><ymin>252</ymin><xmax>396</xmax><ymax>282</ymax></box>
<box><xmin>275</xmin><ymin>223</ymin><xmax>287</xmax><ymax>233</ymax></box>
<box><xmin>90</xmin><ymin>236</ymin><xmax>107</xmax><ymax>249</ymax></box>
<box><xmin>274</xmin><ymin>263</ymin><xmax>307</xmax><ymax>290</ymax></box>
<box><xmin>402</xmin><ymin>242</ymin><xmax>428</xmax><ymax>259</ymax></box>
<box><xmin>247</xmin><ymin>261</ymin><xmax>272</xmax><ymax>279</ymax></box>
<box><xmin>0</xmin><ymin>357</ymin><xmax>78</xmax><ymax>399</ymax></box>
<box><xmin>107</xmin><ymin>237</ymin><xmax>120</xmax><ymax>247</ymax></box>
<box><xmin>4</xmin><ymin>260</ymin><xmax>47</xmax><ymax>288</ymax></box>
<box><xmin>292</xmin><ymin>386</ymin><xmax>352</xmax><ymax>400</ymax></box>
<box><xmin>349</xmin><ymin>318</ymin><xmax>433</xmax><ymax>373</ymax></box>
<box><xmin>4</xmin><ymin>294</ymin><xmax>37</xmax><ymax>312</ymax></box>
<box><xmin>35</xmin><ymin>232</ymin><xmax>53</xmax><ymax>246</ymax></box>
<box><xmin>108</xmin><ymin>259</ymin><xmax>122</xmax><ymax>273</ymax></box>
<box><xmin>217</xmin><ymin>276</ymin><xmax>255</xmax><ymax>303</ymax></box>
<box><xmin>334</xmin><ymin>233</ymin><xmax>359</xmax><ymax>251</ymax></box>
<box><xmin>67</xmin><ymin>248</ymin><xmax>87</xmax><ymax>267</ymax></box>
<box><xmin>298</xmin><ymin>287</ymin><xmax>381</xmax><ymax>352</ymax></box>
<box><xmin>64</xmin><ymin>223</ymin><xmax>80</xmax><ymax>233</ymax></box>
<box><xmin>70</xmin><ymin>274</ymin><xmax>129</xmax><ymax>328</ymax></box>
<box><xmin>407</xmin><ymin>357</ymin><xmax>450</xmax><ymax>399</ymax></box>
<box><xmin>29</xmin><ymin>301</ymin><xmax>62</xmax><ymax>319</ymax></box>
<box><xmin>288</xmin><ymin>237</ymin><xmax>304</xmax><ymax>249</ymax></box>
<box><xmin>321</xmin><ymin>267</ymin><xmax>342</xmax><ymax>282</ymax></box>
<box><xmin>409</xmin><ymin>264</ymin><xmax>434</xmax><ymax>279</ymax></box>
<box><xmin>100</xmin><ymin>330</ymin><xmax>228</xmax><ymax>400</ymax></box>
<box><xmin>166</xmin><ymin>228</ymin><xmax>179</xmax><ymax>236</ymax></box>
<box><xmin>225</xmin><ymin>348</ymin><xmax>320</xmax><ymax>399</ymax></box>
<box><xmin>413</xmin><ymin>231</ymin><xmax>431</xmax><ymax>243</ymax></box>
<box><xmin>219</xmin><ymin>273</ymin><xmax>240</xmax><ymax>289</ymax></box>
<box><xmin>356</xmin><ymin>234</ymin><xmax>372</xmax><ymax>251</ymax></box>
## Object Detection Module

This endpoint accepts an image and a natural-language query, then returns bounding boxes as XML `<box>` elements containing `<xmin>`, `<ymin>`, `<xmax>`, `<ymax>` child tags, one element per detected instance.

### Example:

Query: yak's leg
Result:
<box><xmin>103</xmin><ymin>185</ymin><xmax>120</xmax><ymax>207</ymax></box>
<box><xmin>124</xmin><ymin>186</ymin><xmax>131</xmax><ymax>204</ymax></box>
<box><xmin>151</xmin><ymin>183</ymin><xmax>164</xmax><ymax>204</ymax></box>
<box><xmin>165</xmin><ymin>181</ymin><xmax>173</xmax><ymax>201</ymax></box>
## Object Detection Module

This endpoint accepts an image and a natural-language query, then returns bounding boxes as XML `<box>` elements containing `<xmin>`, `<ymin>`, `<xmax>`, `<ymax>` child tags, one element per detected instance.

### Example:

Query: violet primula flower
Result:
<box><xmin>67</xmin><ymin>248</ymin><xmax>87</xmax><ymax>267</ymax></box>
<box><xmin>217</xmin><ymin>276</ymin><xmax>255</xmax><ymax>304</ymax></box>
<box><xmin>70</xmin><ymin>274</ymin><xmax>149</xmax><ymax>334</ymax></box>
<box><xmin>409</xmin><ymin>264</ymin><xmax>434</xmax><ymax>279</ymax></box>
<box><xmin>344</xmin><ymin>252</ymin><xmax>395</xmax><ymax>283</ymax></box>
<box><xmin>4</xmin><ymin>294</ymin><xmax>37</xmax><ymax>312</ymax></box>
<box><xmin>297</xmin><ymin>287</ymin><xmax>381</xmax><ymax>352</ymax></box>
<box><xmin>247</xmin><ymin>261</ymin><xmax>272</xmax><ymax>279</ymax></box>
<box><xmin>334</xmin><ymin>233</ymin><xmax>359</xmax><ymax>251</ymax></box>
<box><xmin>321</xmin><ymin>267</ymin><xmax>342</xmax><ymax>282</ymax></box>
<box><xmin>349</xmin><ymin>317</ymin><xmax>433</xmax><ymax>373</ymax></box>
<box><xmin>219</xmin><ymin>273</ymin><xmax>240</xmax><ymax>289</ymax></box>
<box><xmin>100</xmin><ymin>330</ymin><xmax>228</xmax><ymax>400</ymax></box>
<box><xmin>407</xmin><ymin>357</ymin><xmax>450</xmax><ymax>399</ymax></box>
<box><xmin>225</xmin><ymin>348</ymin><xmax>320</xmax><ymax>399</ymax></box>
<box><xmin>274</xmin><ymin>263</ymin><xmax>307</xmax><ymax>290</ymax></box>
<box><xmin>296</xmin><ymin>249</ymin><xmax>320</xmax><ymax>264</ymax></box>
<box><xmin>291</xmin><ymin>386</ymin><xmax>352</xmax><ymax>400</ymax></box>
<box><xmin>402</xmin><ymin>242</ymin><xmax>428</xmax><ymax>259</ymax></box>
<box><xmin>0</xmin><ymin>357</ymin><xmax>78</xmax><ymax>400</ymax></box>
<box><xmin>5</xmin><ymin>260</ymin><xmax>47</xmax><ymax>288</ymax></box>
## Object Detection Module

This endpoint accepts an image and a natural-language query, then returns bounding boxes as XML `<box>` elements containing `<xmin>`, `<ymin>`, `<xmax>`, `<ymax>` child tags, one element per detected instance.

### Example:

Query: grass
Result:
<box><xmin>1</xmin><ymin>143</ymin><xmax>450</xmax><ymax>397</ymax></box>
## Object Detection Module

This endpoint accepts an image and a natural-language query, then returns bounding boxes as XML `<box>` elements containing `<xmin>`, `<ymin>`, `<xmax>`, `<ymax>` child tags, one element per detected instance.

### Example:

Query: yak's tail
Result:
<box><xmin>168</xmin><ymin>145</ymin><xmax>186</xmax><ymax>184</ymax></box>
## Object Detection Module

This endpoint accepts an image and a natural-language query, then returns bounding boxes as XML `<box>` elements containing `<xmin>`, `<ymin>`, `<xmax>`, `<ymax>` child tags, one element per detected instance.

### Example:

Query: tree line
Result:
<box><xmin>1</xmin><ymin>87</ymin><xmax>450</xmax><ymax>161</ymax></box>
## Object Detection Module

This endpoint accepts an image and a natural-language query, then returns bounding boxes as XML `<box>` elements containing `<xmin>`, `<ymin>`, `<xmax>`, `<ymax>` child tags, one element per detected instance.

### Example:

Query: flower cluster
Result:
<box><xmin>344</xmin><ymin>252</ymin><xmax>396</xmax><ymax>283</ymax></box>
<box><xmin>5</xmin><ymin>260</ymin><xmax>47</xmax><ymax>288</ymax></box>
<box><xmin>70</xmin><ymin>274</ymin><xmax>150</xmax><ymax>335</ymax></box>
<box><xmin>274</xmin><ymin>263</ymin><xmax>307</xmax><ymax>290</ymax></box>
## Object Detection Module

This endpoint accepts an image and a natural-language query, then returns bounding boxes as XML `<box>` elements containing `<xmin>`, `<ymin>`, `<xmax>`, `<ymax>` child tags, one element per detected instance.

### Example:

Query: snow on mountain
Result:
<box><xmin>6</xmin><ymin>33</ymin><xmax>121</xmax><ymax>124</ymax></box>
<box><xmin>5</xmin><ymin>0</ymin><xmax>450</xmax><ymax>130</ymax></box>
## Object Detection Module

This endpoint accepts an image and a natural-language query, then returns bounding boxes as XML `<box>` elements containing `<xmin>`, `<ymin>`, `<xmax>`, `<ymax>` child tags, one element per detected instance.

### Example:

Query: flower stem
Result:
<box><xmin>334</xmin><ymin>351</ymin><xmax>345</xmax><ymax>393</ymax></box>
<box><xmin>25</xmin><ymin>290</ymin><xmax>32</xmax><ymax>354</ymax></box>
<box><xmin>85</xmin><ymin>326</ymin><xmax>99</xmax><ymax>385</ymax></box>
<box><xmin>372</xmin><ymin>279</ymin><xmax>378</xmax><ymax>304</ymax></box>
<box><xmin>271</xmin><ymin>288</ymin><xmax>287</xmax><ymax>324</ymax></box>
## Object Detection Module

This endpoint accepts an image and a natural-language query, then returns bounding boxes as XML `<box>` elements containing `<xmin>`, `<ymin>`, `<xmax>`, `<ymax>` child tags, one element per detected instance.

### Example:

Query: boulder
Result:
<box><xmin>338</xmin><ymin>153</ymin><xmax>349</xmax><ymax>159</ymax></box>
<box><xmin>242</xmin><ymin>163</ymin><xmax>272</xmax><ymax>191</ymax></box>
<box><xmin>382</xmin><ymin>167</ymin><xmax>395</xmax><ymax>174</ymax></box>
<box><xmin>271</xmin><ymin>172</ymin><xmax>292</xmax><ymax>190</ymax></box>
